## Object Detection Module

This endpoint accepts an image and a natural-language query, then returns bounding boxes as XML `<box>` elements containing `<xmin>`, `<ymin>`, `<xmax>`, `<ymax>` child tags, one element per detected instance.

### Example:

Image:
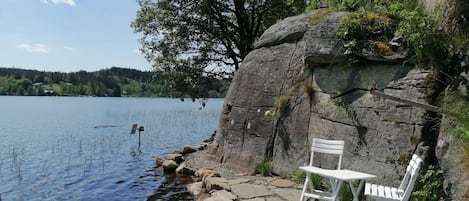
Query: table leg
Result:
<box><xmin>329</xmin><ymin>178</ymin><xmax>343</xmax><ymax>201</ymax></box>
<box><xmin>348</xmin><ymin>180</ymin><xmax>365</xmax><ymax>201</ymax></box>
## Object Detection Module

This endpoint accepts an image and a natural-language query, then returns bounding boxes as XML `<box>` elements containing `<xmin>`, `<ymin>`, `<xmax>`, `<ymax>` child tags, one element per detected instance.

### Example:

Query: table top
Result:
<box><xmin>299</xmin><ymin>166</ymin><xmax>376</xmax><ymax>181</ymax></box>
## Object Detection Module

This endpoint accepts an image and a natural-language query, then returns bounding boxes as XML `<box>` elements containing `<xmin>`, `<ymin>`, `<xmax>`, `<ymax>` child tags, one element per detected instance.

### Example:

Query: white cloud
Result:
<box><xmin>16</xmin><ymin>43</ymin><xmax>49</xmax><ymax>54</ymax></box>
<box><xmin>63</xmin><ymin>46</ymin><xmax>74</xmax><ymax>51</ymax></box>
<box><xmin>133</xmin><ymin>49</ymin><xmax>142</xmax><ymax>54</ymax></box>
<box><xmin>40</xmin><ymin>0</ymin><xmax>76</xmax><ymax>7</ymax></box>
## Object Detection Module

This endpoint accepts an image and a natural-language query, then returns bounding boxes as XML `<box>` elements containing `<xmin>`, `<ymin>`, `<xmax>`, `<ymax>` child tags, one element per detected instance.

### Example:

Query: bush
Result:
<box><xmin>338</xmin><ymin>0</ymin><xmax>448</xmax><ymax>67</ymax></box>
<box><xmin>412</xmin><ymin>166</ymin><xmax>449</xmax><ymax>201</ymax></box>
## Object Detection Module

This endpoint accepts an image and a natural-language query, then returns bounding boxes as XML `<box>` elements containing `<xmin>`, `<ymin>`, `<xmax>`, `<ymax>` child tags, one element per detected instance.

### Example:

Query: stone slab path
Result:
<box><xmin>225</xmin><ymin>177</ymin><xmax>302</xmax><ymax>201</ymax></box>
<box><xmin>183</xmin><ymin>147</ymin><xmax>304</xmax><ymax>201</ymax></box>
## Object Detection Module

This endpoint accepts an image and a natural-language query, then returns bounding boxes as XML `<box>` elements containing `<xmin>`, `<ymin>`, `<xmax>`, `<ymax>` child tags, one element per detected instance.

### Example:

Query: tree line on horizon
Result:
<box><xmin>0</xmin><ymin>67</ymin><xmax>229</xmax><ymax>98</ymax></box>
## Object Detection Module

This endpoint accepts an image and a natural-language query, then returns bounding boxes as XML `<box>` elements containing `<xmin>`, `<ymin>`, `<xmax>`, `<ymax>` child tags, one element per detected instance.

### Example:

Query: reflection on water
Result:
<box><xmin>0</xmin><ymin>96</ymin><xmax>223</xmax><ymax>201</ymax></box>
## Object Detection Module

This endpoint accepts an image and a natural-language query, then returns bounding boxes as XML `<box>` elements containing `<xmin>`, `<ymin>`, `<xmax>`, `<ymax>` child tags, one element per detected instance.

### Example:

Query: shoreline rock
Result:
<box><xmin>153</xmin><ymin>138</ymin><xmax>303</xmax><ymax>201</ymax></box>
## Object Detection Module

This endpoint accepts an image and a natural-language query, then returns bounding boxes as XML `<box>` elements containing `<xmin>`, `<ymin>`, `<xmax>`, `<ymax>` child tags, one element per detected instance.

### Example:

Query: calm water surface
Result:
<box><xmin>0</xmin><ymin>96</ymin><xmax>223</xmax><ymax>201</ymax></box>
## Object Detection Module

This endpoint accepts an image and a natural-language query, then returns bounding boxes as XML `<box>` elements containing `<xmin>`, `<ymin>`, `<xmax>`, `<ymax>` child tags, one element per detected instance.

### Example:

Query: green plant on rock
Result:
<box><xmin>291</xmin><ymin>168</ymin><xmax>306</xmax><ymax>184</ymax></box>
<box><xmin>308</xmin><ymin>0</ymin><xmax>369</xmax><ymax>12</ymax></box>
<box><xmin>338</xmin><ymin>0</ymin><xmax>448</xmax><ymax>67</ymax></box>
<box><xmin>412</xmin><ymin>165</ymin><xmax>450</xmax><ymax>201</ymax></box>
<box><xmin>264</xmin><ymin>95</ymin><xmax>290</xmax><ymax>121</ymax></box>
<box><xmin>276</xmin><ymin>95</ymin><xmax>290</xmax><ymax>113</ymax></box>
<box><xmin>444</xmin><ymin>93</ymin><xmax>469</xmax><ymax>156</ymax></box>
<box><xmin>256</xmin><ymin>159</ymin><xmax>273</xmax><ymax>176</ymax></box>
<box><xmin>306</xmin><ymin>0</ymin><xmax>320</xmax><ymax>11</ymax></box>
<box><xmin>333</xmin><ymin>97</ymin><xmax>359</xmax><ymax>123</ymax></box>
<box><xmin>307</xmin><ymin>8</ymin><xmax>333</xmax><ymax>26</ymax></box>
<box><xmin>263</xmin><ymin>109</ymin><xmax>280</xmax><ymax>121</ymax></box>
<box><xmin>395</xmin><ymin>5</ymin><xmax>448</xmax><ymax>66</ymax></box>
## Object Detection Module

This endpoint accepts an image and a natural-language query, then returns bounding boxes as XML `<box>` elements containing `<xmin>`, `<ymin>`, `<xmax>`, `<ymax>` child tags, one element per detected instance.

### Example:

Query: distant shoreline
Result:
<box><xmin>0</xmin><ymin>67</ymin><xmax>228</xmax><ymax>98</ymax></box>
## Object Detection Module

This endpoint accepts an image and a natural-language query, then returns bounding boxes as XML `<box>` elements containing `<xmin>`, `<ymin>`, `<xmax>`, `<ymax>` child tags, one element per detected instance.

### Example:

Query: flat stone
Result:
<box><xmin>162</xmin><ymin>159</ymin><xmax>178</xmax><ymax>173</ymax></box>
<box><xmin>166</xmin><ymin>153</ymin><xmax>183</xmax><ymax>163</ymax></box>
<box><xmin>231</xmin><ymin>183</ymin><xmax>273</xmax><ymax>199</ymax></box>
<box><xmin>253</xmin><ymin>179</ymin><xmax>268</xmax><ymax>185</ymax></box>
<box><xmin>269</xmin><ymin>179</ymin><xmax>296</xmax><ymax>188</ymax></box>
<box><xmin>205</xmin><ymin>190</ymin><xmax>237</xmax><ymax>201</ymax></box>
<box><xmin>271</xmin><ymin>187</ymin><xmax>302</xmax><ymax>201</ymax></box>
<box><xmin>265</xmin><ymin>196</ymin><xmax>284</xmax><ymax>201</ymax></box>
<box><xmin>195</xmin><ymin>168</ymin><xmax>220</xmax><ymax>178</ymax></box>
<box><xmin>243</xmin><ymin>198</ymin><xmax>265</xmax><ymax>201</ymax></box>
<box><xmin>187</xmin><ymin>181</ymin><xmax>205</xmax><ymax>196</ymax></box>
<box><xmin>204</xmin><ymin>177</ymin><xmax>230</xmax><ymax>191</ymax></box>
<box><xmin>228</xmin><ymin>178</ymin><xmax>251</xmax><ymax>185</ymax></box>
<box><xmin>195</xmin><ymin>193</ymin><xmax>210</xmax><ymax>201</ymax></box>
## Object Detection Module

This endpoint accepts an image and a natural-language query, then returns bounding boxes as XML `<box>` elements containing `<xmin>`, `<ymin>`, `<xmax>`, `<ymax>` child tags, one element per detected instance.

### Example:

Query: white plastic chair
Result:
<box><xmin>300</xmin><ymin>138</ymin><xmax>345</xmax><ymax>201</ymax></box>
<box><xmin>364</xmin><ymin>154</ymin><xmax>423</xmax><ymax>201</ymax></box>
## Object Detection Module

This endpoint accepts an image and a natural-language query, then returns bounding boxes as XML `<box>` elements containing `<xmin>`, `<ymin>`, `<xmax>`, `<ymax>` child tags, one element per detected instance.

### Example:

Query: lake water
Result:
<box><xmin>0</xmin><ymin>96</ymin><xmax>223</xmax><ymax>201</ymax></box>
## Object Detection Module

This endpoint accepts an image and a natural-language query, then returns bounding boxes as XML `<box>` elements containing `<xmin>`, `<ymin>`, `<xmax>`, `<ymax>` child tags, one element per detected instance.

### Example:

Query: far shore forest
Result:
<box><xmin>0</xmin><ymin>67</ymin><xmax>229</xmax><ymax>98</ymax></box>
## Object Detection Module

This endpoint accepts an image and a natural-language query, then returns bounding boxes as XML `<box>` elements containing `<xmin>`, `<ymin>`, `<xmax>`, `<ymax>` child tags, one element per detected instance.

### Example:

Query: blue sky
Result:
<box><xmin>0</xmin><ymin>0</ymin><xmax>152</xmax><ymax>72</ymax></box>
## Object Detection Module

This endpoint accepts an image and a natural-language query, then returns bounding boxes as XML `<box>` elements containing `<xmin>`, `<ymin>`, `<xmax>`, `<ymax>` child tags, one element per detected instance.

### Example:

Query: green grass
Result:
<box><xmin>291</xmin><ymin>168</ymin><xmax>306</xmax><ymax>183</ymax></box>
<box><xmin>256</xmin><ymin>159</ymin><xmax>273</xmax><ymax>176</ymax></box>
<box><xmin>445</xmin><ymin>93</ymin><xmax>469</xmax><ymax>153</ymax></box>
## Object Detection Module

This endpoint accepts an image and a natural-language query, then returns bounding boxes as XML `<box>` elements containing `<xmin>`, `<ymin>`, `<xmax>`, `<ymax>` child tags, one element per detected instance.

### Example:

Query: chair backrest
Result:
<box><xmin>398</xmin><ymin>154</ymin><xmax>423</xmax><ymax>201</ymax></box>
<box><xmin>309</xmin><ymin>138</ymin><xmax>344</xmax><ymax>170</ymax></box>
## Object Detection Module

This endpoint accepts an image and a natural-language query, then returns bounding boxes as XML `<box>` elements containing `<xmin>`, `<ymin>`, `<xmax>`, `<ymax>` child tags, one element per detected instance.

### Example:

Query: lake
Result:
<box><xmin>0</xmin><ymin>96</ymin><xmax>223</xmax><ymax>201</ymax></box>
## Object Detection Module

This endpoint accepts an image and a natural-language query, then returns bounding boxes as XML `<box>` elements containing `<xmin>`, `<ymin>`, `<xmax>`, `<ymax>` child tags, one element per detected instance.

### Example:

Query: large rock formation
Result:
<box><xmin>208</xmin><ymin>9</ymin><xmax>468</xmax><ymax>199</ymax></box>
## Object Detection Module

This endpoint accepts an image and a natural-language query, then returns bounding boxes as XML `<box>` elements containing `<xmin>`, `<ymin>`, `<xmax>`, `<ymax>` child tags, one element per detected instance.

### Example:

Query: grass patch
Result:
<box><xmin>256</xmin><ymin>159</ymin><xmax>273</xmax><ymax>176</ymax></box>
<box><xmin>444</xmin><ymin>93</ymin><xmax>469</xmax><ymax>155</ymax></box>
<box><xmin>291</xmin><ymin>168</ymin><xmax>306</xmax><ymax>183</ymax></box>
<box><xmin>275</xmin><ymin>95</ymin><xmax>290</xmax><ymax>114</ymax></box>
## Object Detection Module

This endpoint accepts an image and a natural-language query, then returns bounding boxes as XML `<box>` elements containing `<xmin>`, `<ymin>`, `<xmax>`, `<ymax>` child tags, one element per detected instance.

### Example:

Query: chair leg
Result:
<box><xmin>300</xmin><ymin>176</ymin><xmax>309</xmax><ymax>201</ymax></box>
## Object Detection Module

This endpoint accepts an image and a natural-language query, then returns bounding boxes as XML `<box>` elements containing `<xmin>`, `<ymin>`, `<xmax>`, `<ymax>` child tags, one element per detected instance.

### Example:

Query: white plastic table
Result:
<box><xmin>300</xmin><ymin>166</ymin><xmax>376</xmax><ymax>201</ymax></box>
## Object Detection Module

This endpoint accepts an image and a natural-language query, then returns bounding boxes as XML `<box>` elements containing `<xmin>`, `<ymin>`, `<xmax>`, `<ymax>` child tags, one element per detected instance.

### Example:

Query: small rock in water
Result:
<box><xmin>155</xmin><ymin>157</ymin><xmax>164</xmax><ymax>167</ymax></box>
<box><xmin>162</xmin><ymin>160</ymin><xmax>178</xmax><ymax>173</ymax></box>
<box><xmin>166</xmin><ymin>153</ymin><xmax>184</xmax><ymax>163</ymax></box>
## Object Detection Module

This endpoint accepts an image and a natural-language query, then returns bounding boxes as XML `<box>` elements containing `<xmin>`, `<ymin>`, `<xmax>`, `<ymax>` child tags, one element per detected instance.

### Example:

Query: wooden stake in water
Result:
<box><xmin>130</xmin><ymin>124</ymin><xmax>144</xmax><ymax>150</ymax></box>
<box><xmin>138</xmin><ymin>126</ymin><xmax>144</xmax><ymax>150</ymax></box>
<box><xmin>130</xmin><ymin>124</ymin><xmax>138</xmax><ymax>135</ymax></box>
